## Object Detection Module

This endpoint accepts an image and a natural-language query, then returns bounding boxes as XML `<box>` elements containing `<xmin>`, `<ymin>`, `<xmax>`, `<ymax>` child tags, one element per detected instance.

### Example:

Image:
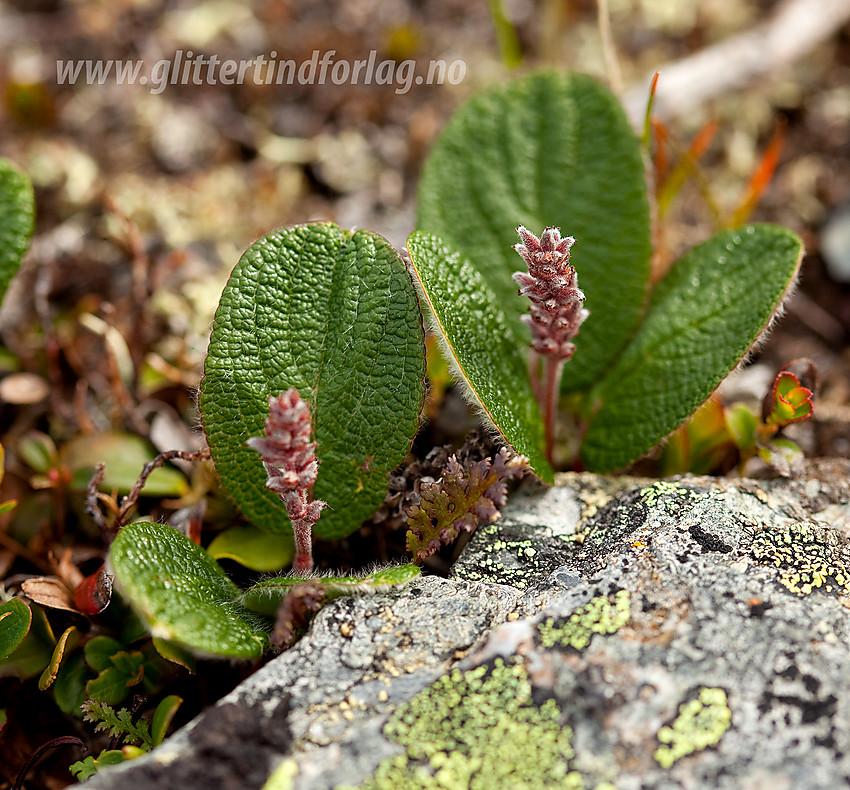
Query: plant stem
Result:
<box><xmin>543</xmin><ymin>357</ymin><xmax>564</xmax><ymax>467</ymax></box>
<box><xmin>292</xmin><ymin>517</ymin><xmax>314</xmax><ymax>573</ymax></box>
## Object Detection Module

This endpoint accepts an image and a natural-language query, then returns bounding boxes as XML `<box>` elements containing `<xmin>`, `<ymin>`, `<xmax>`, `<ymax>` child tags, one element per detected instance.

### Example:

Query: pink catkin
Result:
<box><xmin>247</xmin><ymin>388</ymin><xmax>326</xmax><ymax>573</ymax></box>
<box><xmin>513</xmin><ymin>226</ymin><xmax>588</xmax><ymax>361</ymax></box>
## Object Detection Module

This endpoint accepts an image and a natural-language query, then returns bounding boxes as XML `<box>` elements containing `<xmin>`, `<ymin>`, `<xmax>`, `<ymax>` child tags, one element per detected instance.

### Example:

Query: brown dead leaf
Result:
<box><xmin>21</xmin><ymin>577</ymin><xmax>81</xmax><ymax>613</ymax></box>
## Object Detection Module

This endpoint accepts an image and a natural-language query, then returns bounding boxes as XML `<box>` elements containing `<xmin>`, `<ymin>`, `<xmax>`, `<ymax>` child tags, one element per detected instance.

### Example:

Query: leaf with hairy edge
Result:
<box><xmin>0</xmin><ymin>157</ymin><xmax>34</xmax><ymax>308</ymax></box>
<box><xmin>406</xmin><ymin>232</ymin><xmax>553</xmax><ymax>482</ymax></box>
<box><xmin>200</xmin><ymin>222</ymin><xmax>425</xmax><ymax>539</ymax></box>
<box><xmin>417</xmin><ymin>71</ymin><xmax>651</xmax><ymax>393</ymax></box>
<box><xmin>242</xmin><ymin>564</ymin><xmax>421</xmax><ymax>616</ymax></box>
<box><xmin>109</xmin><ymin>522</ymin><xmax>269</xmax><ymax>659</ymax></box>
<box><xmin>581</xmin><ymin>225</ymin><xmax>804</xmax><ymax>472</ymax></box>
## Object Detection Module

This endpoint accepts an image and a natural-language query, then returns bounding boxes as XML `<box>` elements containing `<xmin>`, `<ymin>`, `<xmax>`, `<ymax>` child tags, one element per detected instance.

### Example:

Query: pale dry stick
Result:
<box><xmin>597</xmin><ymin>0</ymin><xmax>623</xmax><ymax>97</ymax></box>
<box><xmin>622</xmin><ymin>0</ymin><xmax>850</xmax><ymax>126</ymax></box>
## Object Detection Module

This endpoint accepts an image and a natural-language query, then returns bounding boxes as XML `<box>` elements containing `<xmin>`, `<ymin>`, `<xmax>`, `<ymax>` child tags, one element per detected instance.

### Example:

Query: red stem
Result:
<box><xmin>543</xmin><ymin>357</ymin><xmax>564</xmax><ymax>468</ymax></box>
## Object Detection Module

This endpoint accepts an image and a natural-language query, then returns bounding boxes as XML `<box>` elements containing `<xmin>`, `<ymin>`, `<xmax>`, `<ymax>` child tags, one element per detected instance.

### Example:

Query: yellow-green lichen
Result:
<box><xmin>654</xmin><ymin>687</ymin><xmax>731</xmax><ymax>769</ymax></box>
<box><xmin>537</xmin><ymin>590</ymin><xmax>631</xmax><ymax>651</ymax></box>
<box><xmin>639</xmin><ymin>481</ymin><xmax>685</xmax><ymax>508</ymax></box>
<box><xmin>747</xmin><ymin>522</ymin><xmax>850</xmax><ymax>596</ymax></box>
<box><xmin>339</xmin><ymin>658</ymin><xmax>579</xmax><ymax>789</ymax></box>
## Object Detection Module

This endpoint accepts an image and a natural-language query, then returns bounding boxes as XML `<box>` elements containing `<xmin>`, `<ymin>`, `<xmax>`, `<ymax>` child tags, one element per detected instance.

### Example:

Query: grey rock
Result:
<box><xmin>86</xmin><ymin>460</ymin><xmax>850</xmax><ymax>789</ymax></box>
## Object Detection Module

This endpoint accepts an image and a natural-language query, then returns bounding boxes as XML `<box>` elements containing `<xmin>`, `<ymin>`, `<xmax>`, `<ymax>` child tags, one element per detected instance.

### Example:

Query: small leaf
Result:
<box><xmin>151</xmin><ymin>695</ymin><xmax>183</xmax><ymax>747</ymax></box>
<box><xmin>62</xmin><ymin>433</ymin><xmax>188</xmax><ymax>496</ymax></box>
<box><xmin>86</xmin><ymin>653</ymin><xmax>144</xmax><ymax>706</ymax></box>
<box><xmin>84</xmin><ymin>635</ymin><xmax>125</xmax><ymax>672</ymax></box>
<box><xmin>0</xmin><ymin>157</ymin><xmax>35</xmax><ymax>309</ymax></box>
<box><xmin>151</xmin><ymin>637</ymin><xmax>196</xmax><ymax>674</ymax></box>
<box><xmin>38</xmin><ymin>625</ymin><xmax>79</xmax><ymax>690</ymax></box>
<box><xmin>767</xmin><ymin>371</ymin><xmax>813</xmax><ymax>426</ymax></box>
<box><xmin>109</xmin><ymin>521</ymin><xmax>269</xmax><ymax>658</ymax></box>
<box><xmin>17</xmin><ymin>431</ymin><xmax>58</xmax><ymax>475</ymax></box>
<box><xmin>21</xmin><ymin>577</ymin><xmax>78</xmax><ymax>613</ymax></box>
<box><xmin>581</xmin><ymin>225</ymin><xmax>804</xmax><ymax>472</ymax></box>
<box><xmin>416</xmin><ymin>70</ymin><xmax>652</xmax><ymax>393</ymax></box>
<box><xmin>725</xmin><ymin>403</ymin><xmax>759</xmax><ymax>453</ymax></box>
<box><xmin>53</xmin><ymin>652</ymin><xmax>90</xmax><ymax>716</ymax></box>
<box><xmin>758</xmin><ymin>437</ymin><xmax>804</xmax><ymax>477</ymax></box>
<box><xmin>200</xmin><ymin>222</ymin><xmax>425</xmax><ymax>540</ymax></box>
<box><xmin>0</xmin><ymin>598</ymin><xmax>31</xmax><ymax>660</ymax></box>
<box><xmin>70</xmin><ymin>751</ymin><xmax>127</xmax><ymax>781</ymax></box>
<box><xmin>406</xmin><ymin>232</ymin><xmax>552</xmax><ymax>482</ymax></box>
<box><xmin>242</xmin><ymin>563</ymin><xmax>421</xmax><ymax>616</ymax></box>
<box><xmin>207</xmin><ymin>527</ymin><xmax>295</xmax><ymax>572</ymax></box>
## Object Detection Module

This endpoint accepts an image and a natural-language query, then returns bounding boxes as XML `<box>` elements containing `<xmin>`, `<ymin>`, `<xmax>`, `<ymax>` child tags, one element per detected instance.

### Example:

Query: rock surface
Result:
<box><xmin>86</xmin><ymin>460</ymin><xmax>850</xmax><ymax>789</ymax></box>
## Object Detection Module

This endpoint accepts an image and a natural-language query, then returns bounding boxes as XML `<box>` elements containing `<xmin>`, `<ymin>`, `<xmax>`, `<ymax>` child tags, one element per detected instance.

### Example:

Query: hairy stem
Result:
<box><xmin>543</xmin><ymin>357</ymin><xmax>564</xmax><ymax>467</ymax></box>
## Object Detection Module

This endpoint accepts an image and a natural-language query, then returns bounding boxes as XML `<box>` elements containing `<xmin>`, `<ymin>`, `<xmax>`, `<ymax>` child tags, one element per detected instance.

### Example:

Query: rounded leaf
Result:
<box><xmin>0</xmin><ymin>598</ymin><xmax>31</xmax><ymax>661</ymax></box>
<box><xmin>200</xmin><ymin>222</ymin><xmax>425</xmax><ymax>539</ymax></box>
<box><xmin>109</xmin><ymin>521</ymin><xmax>268</xmax><ymax>659</ymax></box>
<box><xmin>582</xmin><ymin>225</ymin><xmax>804</xmax><ymax>472</ymax></box>
<box><xmin>417</xmin><ymin>70</ymin><xmax>651</xmax><ymax>393</ymax></box>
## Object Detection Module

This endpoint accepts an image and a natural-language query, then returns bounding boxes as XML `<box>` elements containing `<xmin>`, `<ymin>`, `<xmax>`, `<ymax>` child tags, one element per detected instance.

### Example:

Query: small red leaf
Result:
<box><xmin>73</xmin><ymin>564</ymin><xmax>113</xmax><ymax>614</ymax></box>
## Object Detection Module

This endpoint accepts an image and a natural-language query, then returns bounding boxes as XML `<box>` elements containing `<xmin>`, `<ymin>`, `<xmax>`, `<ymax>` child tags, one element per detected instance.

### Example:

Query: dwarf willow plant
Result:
<box><xmin>112</xmin><ymin>70</ymin><xmax>801</xmax><ymax>658</ymax></box>
<box><xmin>0</xmin><ymin>67</ymin><xmax>806</xmax><ymax>662</ymax></box>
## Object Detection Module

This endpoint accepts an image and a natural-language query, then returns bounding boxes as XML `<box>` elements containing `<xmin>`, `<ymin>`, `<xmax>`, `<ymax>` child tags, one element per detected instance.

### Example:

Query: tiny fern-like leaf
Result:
<box><xmin>81</xmin><ymin>700</ymin><xmax>154</xmax><ymax>750</ymax></box>
<box><xmin>405</xmin><ymin>447</ymin><xmax>528</xmax><ymax>561</ymax></box>
<box><xmin>201</xmin><ymin>222</ymin><xmax>425</xmax><ymax>540</ymax></box>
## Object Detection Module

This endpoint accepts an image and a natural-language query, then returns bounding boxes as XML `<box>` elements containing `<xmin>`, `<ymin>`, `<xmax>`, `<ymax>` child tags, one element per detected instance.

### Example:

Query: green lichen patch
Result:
<box><xmin>639</xmin><ymin>481</ymin><xmax>686</xmax><ymax>509</ymax></box>
<box><xmin>537</xmin><ymin>590</ymin><xmax>631</xmax><ymax>651</ymax></box>
<box><xmin>654</xmin><ymin>687</ymin><xmax>731</xmax><ymax>769</ymax></box>
<box><xmin>341</xmin><ymin>658</ymin><xmax>580</xmax><ymax>789</ymax></box>
<box><xmin>746</xmin><ymin>522</ymin><xmax>850</xmax><ymax>596</ymax></box>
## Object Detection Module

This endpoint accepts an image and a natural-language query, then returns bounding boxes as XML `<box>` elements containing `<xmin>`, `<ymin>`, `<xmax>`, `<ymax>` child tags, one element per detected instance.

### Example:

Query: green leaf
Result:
<box><xmin>151</xmin><ymin>637</ymin><xmax>196</xmax><ymax>674</ymax></box>
<box><xmin>53</xmin><ymin>652</ymin><xmax>90</xmax><ymax>716</ymax></box>
<box><xmin>416</xmin><ymin>70</ymin><xmax>651</xmax><ymax>393</ymax></box>
<box><xmin>109</xmin><ymin>521</ymin><xmax>269</xmax><ymax>658</ymax></box>
<box><xmin>62</xmin><ymin>433</ymin><xmax>188</xmax><ymax>496</ymax></box>
<box><xmin>0</xmin><ymin>157</ymin><xmax>35</xmax><ymax>309</ymax></box>
<box><xmin>38</xmin><ymin>625</ymin><xmax>79</xmax><ymax>690</ymax></box>
<box><xmin>406</xmin><ymin>232</ymin><xmax>552</xmax><ymax>482</ymax></box>
<box><xmin>581</xmin><ymin>225</ymin><xmax>804</xmax><ymax>472</ymax></box>
<box><xmin>151</xmin><ymin>694</ymin><xmax>183</xmax><ymax>747</ymax></box>
<box><xmin>70</xmin><ymin>750</ymin><xmax>128</xmax><ymax>781</ymax></box>
<box><xmin>243</xmin><ymin>563</ymin><xmax>421</xmax><ymax>616</ymax></box>
<box><xmin>200</xmin><ymin>222</ymin><xmax>426</xmax><ymax>540</ymax></box>
<box><xmin>0</xmin><ymin>598</ymin><xmax>31</xmax><ymax>660</ymax></box>
<box><xmin>86</xmin><ymin>664</ymin><xmax>138</xmax><ymax>706</ymax></box>
<box><xmin>207</xmin><ymin>527</ymin><xmax>295</xmax><ymax>571</ymax></box>
<box><xmin>84</xmin><ymin>636</ymin><xmax>125</xmax><ymax>672</ymax></box>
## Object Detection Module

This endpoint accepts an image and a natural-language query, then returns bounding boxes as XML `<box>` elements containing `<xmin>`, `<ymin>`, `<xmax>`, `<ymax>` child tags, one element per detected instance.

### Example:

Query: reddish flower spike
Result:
<box><xmin>247</xmin><ymin>388</ymin><xmax>326</xmax><ymax>573</ymax></box>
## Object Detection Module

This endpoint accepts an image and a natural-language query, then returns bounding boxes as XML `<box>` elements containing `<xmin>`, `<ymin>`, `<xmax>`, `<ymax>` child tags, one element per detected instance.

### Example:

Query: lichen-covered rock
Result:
<box><xmin>85</xmin><ymin>460</ymin><xmax>850</xmax><ymax>790</ymax></box>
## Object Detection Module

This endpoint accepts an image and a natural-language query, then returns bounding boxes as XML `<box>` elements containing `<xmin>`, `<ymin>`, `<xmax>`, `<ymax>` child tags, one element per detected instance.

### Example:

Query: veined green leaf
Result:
<box><xmin>582</xmin><ymin>225</ymin><xmax>804</xmax><ymax>472</ymax></box>
<box><xmin>406</xmin><ymin>232</ymin><xmax>552</xmax><ymax>482</ymax></box>
<box><xmin>417</xmin><ymin>70</ymin><xmax>651</xmax><ymax>393</ymax></box>
<box><xmin>200</xmin><ymin>222</ymin><xmax>425</xmax><ymax>539</ymax></box>
<box><xmin>109</xmin><ymin>522</ymin><xmax>269</xmax><ymax>659</ymax></box>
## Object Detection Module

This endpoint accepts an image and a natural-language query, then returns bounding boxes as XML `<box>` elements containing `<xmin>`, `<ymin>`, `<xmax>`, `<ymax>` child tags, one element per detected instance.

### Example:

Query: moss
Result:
<box><xmin>537</xmin><ymin>590</ymin><xmax>631</xmax><ymax>651</ymax></box>
<box><xmin>747</xmin><ymin>522</ymin><xmax>850</xmax><ymax>596</ymax></box>
<box><xmin>340</xmin><ymin>658</ymin><xmax>581</xmax><ymax>789</ymax></box>
<box><xmin>654</xmin><ymin>687</ymin><xmax>731</xmax><ymax>769</ymax></box>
